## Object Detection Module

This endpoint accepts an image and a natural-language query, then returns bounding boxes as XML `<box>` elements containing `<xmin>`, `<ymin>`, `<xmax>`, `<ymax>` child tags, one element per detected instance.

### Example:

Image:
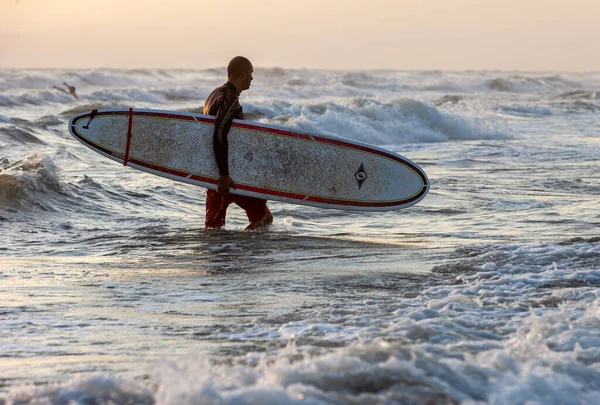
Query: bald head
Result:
<box><xmin>227</xmin><ymin>56</ymin><xmax>254</xmax><ymax>94</ymax></box>
<box><xmin>227</xmin><ymin>56</ymin><xmax>253</xmax><ymax>80</ymax></box>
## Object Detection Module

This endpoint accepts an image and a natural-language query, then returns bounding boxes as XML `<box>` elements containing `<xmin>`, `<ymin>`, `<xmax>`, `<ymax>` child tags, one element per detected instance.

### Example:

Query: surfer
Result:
<box><xmin>52</xmin><ymin>82</ymin><xmax>79</xmax><ymax>100</ymax></box>
<box><xmin>203</xmin><ymin>56</ymin><xmax>273</xmax><ymax>230</ymax></box>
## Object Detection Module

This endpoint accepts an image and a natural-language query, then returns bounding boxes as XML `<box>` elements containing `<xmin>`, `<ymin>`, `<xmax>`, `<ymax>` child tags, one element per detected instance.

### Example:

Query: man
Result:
<box><xmin>203</xmin><ymin>56</ymin><xmax>273</xmax><ymax>230</ymax></box>
<box><xmin>52</xmin><ymin>82</ymin><xmax>79</xmax><ymax>100</ymax></box>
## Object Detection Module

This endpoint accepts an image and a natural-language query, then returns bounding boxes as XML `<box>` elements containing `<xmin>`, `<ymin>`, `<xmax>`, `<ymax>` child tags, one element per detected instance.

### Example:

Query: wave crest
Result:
<box><xmin>0</xmin><ymin>153</ymin><xmax>66</xmax><ymax>210</ymax></box>
<box><xmin>0</xmin><ymin>126</ymin><xmax>45</xmax><ymax>145</ymax></box>
<box><xmin>247</xmin><ymin>97</ymin><xmax>507</xmax><ymax>145</ymax></box>
<box><xmin>487</xmin><ymin>75</ymin><xmax>578</xmax><ymax>93</ymax></box>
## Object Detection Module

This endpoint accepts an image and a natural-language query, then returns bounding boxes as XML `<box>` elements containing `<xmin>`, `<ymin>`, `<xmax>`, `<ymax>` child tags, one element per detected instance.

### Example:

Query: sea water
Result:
<box><xmin>0</xmin><ymin>68</ymin><xmax>599</xmax><ymax>404</ymax></box>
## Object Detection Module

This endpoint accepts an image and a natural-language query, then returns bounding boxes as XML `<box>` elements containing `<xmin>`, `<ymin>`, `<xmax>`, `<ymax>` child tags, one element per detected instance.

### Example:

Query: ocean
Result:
<box><xmin>1</xmin><ymin>68</ymin><xmax>599</xmax><ymax>404</ymax></box>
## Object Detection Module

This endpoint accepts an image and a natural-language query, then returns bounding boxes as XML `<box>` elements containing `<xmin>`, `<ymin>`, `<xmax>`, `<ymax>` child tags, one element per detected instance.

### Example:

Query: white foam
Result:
<box><xmin>487</xmin><ymin>74</ymin><xmax>581</xmax><ymax>93</ymax></box>
<box><xmin>246</xmin><ymin>97</ymin><xmax>507</xmax><ymax>145</ymax></box>
<box><xmin>0</xmin><ymin>70</ymin><xmax>59</xmax><ymax>91</ymax></box>
<box><xmin>3</xmin><ymin>375</ymin><xmax>154</xmax><ymax>405</ymax></box>
<box><xmin>209</xmin><ymin>243</ymin><xmax>243</xmax><ymax>253</ymax></box>
<box><xmin>497</xmin><ymin>104</ymin><xmax>553</xmax><ymax>117</ymax></box>
<box><xmin>88</xmin><ymin>88</ymin><xmax>166</xmax><ymax>103</ymax></box>
<box><xmin>2</xmin><ymin>240</ymin><xmax>600</xmax><ymax>404</ymax></box>
<box><xmin>147</xmin><ymin>343</ymin><xmax>483</xmax><ymax>404</ymax></box>
<box><xmin>0</xmin><ymin>90</ymin><xmax>78</xmax><ymax>107</ymax></box>
<box><xmin>0</xmin><ymin>152</ymin><xmax>65</xmax><ymax>207</ymax></box>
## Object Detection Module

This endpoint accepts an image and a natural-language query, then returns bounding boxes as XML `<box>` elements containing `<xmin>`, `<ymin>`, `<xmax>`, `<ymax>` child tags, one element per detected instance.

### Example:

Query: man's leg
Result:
<box><xmin>204</xmin><ymin>189</ymin><xmax>230</xmax><ymax>229</ymax></box>
<box><xmin>231</xmin><ymin>195</ymin><xmax>273</xmax><ymax>230</ymax></box>
<box><xmin>246</xmin><ymin>209</ymin><xmax>273</xmax><ymax>230</ymax></box>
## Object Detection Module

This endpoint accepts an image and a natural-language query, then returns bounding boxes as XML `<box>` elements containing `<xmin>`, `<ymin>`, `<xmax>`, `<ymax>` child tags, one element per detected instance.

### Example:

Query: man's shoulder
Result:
<box><xmin>215</xmin><ymin>82</ymin><xmax>237</xmax><ymax>95</ymax></box>
<box><xmin>204</xmin><ymin>83</ymin><xmax>242</xmax><ymax>116</ymax></box>
<box><xmin>208</xmin><ymin>84</ymin><xmax>238</xmax><ymax>103</ymax></box>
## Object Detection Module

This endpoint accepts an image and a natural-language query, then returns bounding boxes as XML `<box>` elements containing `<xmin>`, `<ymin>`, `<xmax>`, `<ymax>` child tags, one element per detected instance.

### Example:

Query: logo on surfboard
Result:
<box><xmin>354</xmin><ymin>163</ymin><xmax>368</xmax><ymax>189</ymax></box>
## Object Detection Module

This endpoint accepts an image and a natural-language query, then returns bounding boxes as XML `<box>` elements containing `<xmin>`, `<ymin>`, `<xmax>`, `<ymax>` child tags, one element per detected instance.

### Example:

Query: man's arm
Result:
<box><xmin>213</xmin><ymin>95</ymin><xmax>240</xmax><ymax>192</ymax></box>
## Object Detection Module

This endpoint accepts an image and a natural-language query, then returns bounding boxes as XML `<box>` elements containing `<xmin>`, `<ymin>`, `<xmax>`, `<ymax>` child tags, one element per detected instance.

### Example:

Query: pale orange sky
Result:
<box><xmin>1</xmin><ymin>0</ymin><xmax>599</xmax><ymax>70</ymax></box>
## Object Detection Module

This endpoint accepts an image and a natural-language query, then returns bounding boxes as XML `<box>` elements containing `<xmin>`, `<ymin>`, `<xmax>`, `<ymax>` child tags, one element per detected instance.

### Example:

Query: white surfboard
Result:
<box><xmin>68</xmin><ymin>108</ymin><xmax>429</xmax><ymax>211</ymax></box>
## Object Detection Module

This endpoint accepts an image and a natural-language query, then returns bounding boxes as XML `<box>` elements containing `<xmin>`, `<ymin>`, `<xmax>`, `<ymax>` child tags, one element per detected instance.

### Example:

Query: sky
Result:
<box><xmin>1</xmin><ymin>0</ymin><xmax>599</xmax><ymax>71</ymax></box>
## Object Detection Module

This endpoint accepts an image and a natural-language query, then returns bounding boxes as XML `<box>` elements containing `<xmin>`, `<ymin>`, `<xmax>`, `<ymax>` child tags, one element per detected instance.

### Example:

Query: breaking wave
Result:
<box><xmin>496</xmin><ymin>104</ymin><xmax>553</xmax><ymax>117</ymax></box>
<box><xmin>555</xmin><ymin>90</ymin><xmax>598</xmax><ymax>100</ymax></box>
<box><xmin>246</xmin><ymin>97</ymin><xmax>508</xmax><ymax>144</ymax></box>
<box><xmin>486</xmin><ymin>75</ymin><xmax>579</xmax><ymax>93</ymax></box>
<box><xmin>34</xmin><ymin>115</ymin><xmax>63</xmax><ymax>127</ymax></box>
<box><xmin>0</xmin><ymin>90</ymin><xmax>77</xmax><ymax>107</ymax></box>
<box><xmin>0</xmin><ymin>126</ymin><xmax>45</xmax><ymax>145</ymax></box>
<box><xmin>0</xmin><ymin>153</ymin><xmax>67</xmax><ymax>210</ymax></box>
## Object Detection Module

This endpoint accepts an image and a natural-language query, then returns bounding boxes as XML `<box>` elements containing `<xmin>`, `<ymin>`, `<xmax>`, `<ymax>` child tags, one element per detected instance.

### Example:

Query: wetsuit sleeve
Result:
<box><xmin>213</xmin><ymin>95</ymin><xmax>241</xmax><ymax>176</ymax></box>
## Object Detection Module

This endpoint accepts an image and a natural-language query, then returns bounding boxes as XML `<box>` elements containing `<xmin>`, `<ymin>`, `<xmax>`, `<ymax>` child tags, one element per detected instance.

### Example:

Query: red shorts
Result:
<box><xmin>205</xmin><ymin>189</ymin><xmax>269</xmax><ymax>228</ymax></box>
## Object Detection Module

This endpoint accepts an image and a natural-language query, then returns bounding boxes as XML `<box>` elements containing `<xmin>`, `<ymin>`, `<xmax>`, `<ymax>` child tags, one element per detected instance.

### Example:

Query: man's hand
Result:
<box><xmin>217</xmin><ymin>175</ymin><xmax>236</xmax><ymax>195</ymax></box>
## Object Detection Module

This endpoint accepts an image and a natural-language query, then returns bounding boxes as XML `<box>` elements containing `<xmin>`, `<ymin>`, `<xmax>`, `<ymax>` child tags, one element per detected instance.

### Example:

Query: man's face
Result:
<box><xmin>242</xmin><ymin>66</ymin><xmax>254</xmax><ymax>90</ymax></box>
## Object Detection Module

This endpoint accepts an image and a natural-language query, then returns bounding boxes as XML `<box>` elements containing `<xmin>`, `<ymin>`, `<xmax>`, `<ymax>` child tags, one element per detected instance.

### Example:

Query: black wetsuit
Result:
<box><xmin>203</xmin><ymin>82</ymin><xmax>243</xmax><ymax>176</ymax></box>
<box><xmin>202</xmin><ymin>82</ymin><xmax>269</xmax><ymax>229</ymax></box>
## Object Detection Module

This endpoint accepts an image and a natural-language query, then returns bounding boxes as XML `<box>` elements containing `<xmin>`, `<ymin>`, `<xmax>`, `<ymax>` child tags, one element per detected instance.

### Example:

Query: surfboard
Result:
<box><xmin>68</xmin><ymin>108</ymin><xmax>429</xmax><ymax>211</ymax></box>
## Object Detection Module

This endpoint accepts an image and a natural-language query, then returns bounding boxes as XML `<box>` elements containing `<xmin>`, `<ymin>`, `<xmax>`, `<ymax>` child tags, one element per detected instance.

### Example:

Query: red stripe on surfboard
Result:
<box><xmin>123</xmin><ymin>108</ymin><xmax>133</xmax><ymax>166</ymax></box>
